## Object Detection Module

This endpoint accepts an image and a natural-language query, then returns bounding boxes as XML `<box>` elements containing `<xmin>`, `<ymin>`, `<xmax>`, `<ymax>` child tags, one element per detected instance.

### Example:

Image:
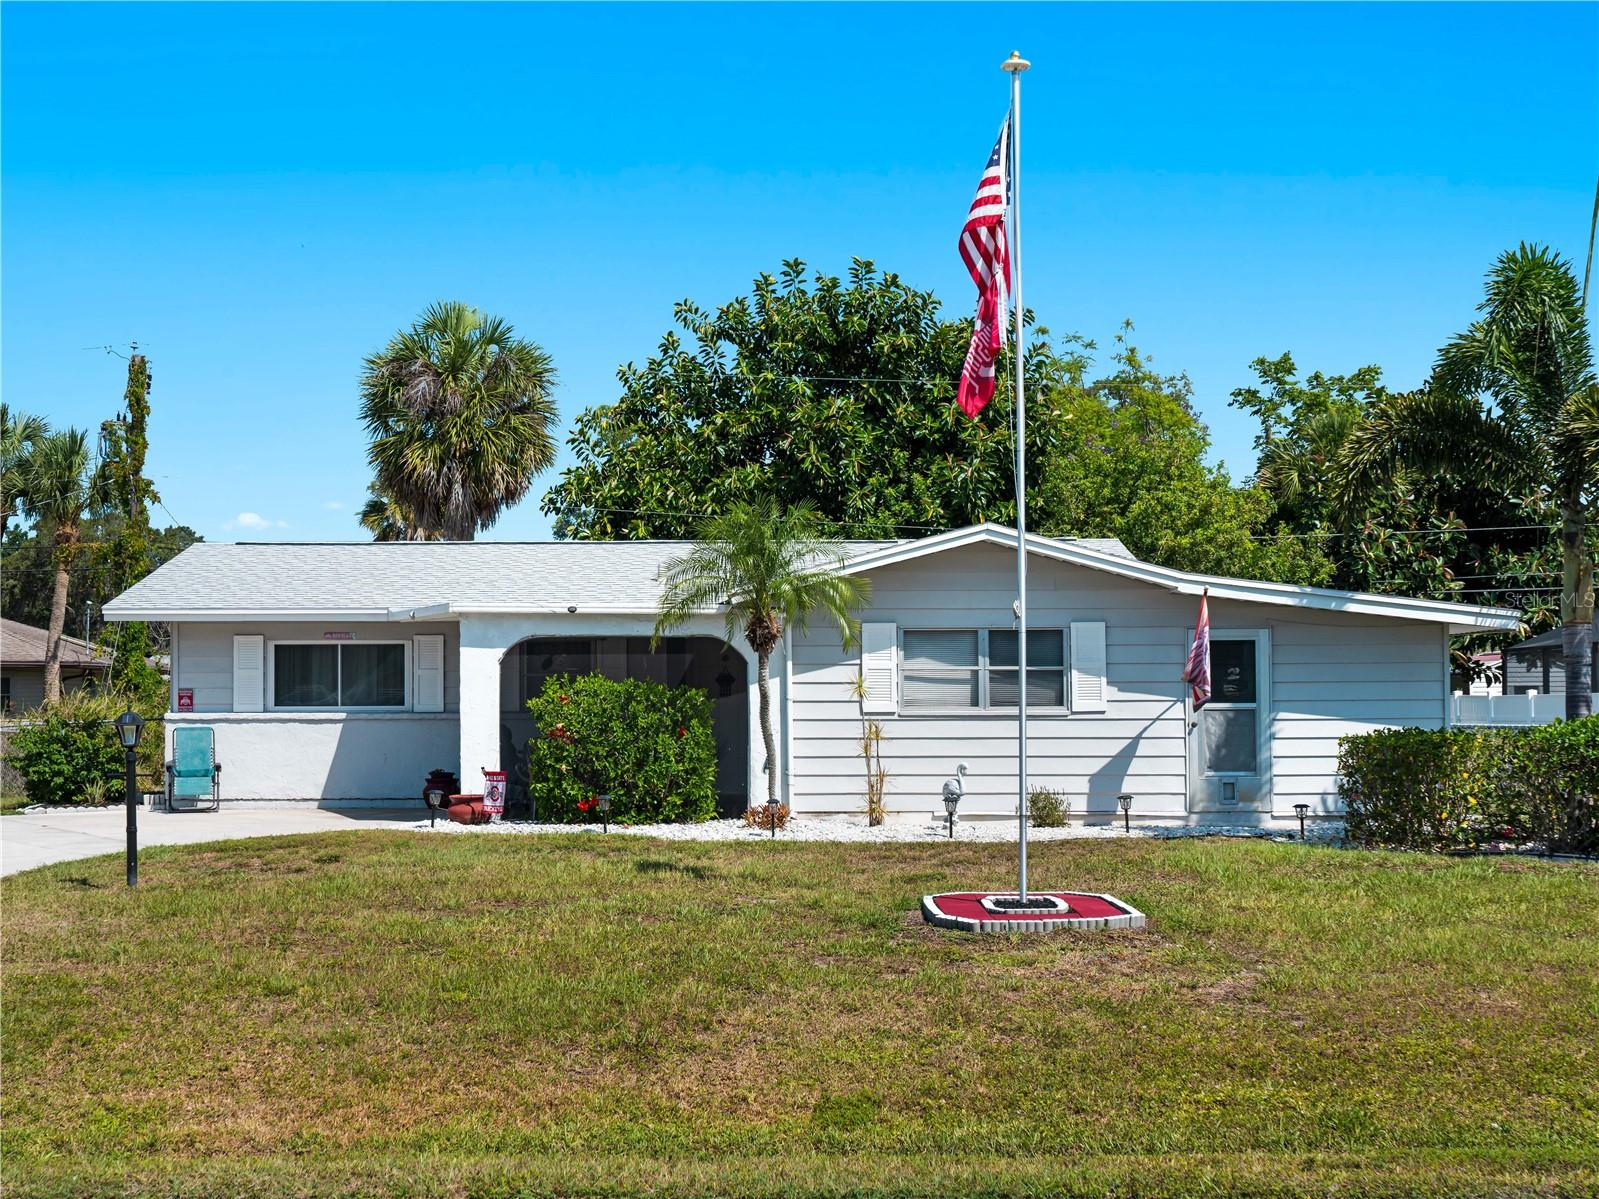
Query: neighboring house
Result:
<box><xmin>101</xmin><ymin>525</ymin><xmax>1519</xmax><ymax>822</ymax></box>
<box><xmin>1502</xmin><ymin>618</ymin><xmax>1599</xmax><ymax>696</ymax></box>
<box><xmin>0</xmin><ymin>618</ymin><xmax>113</xmax><ymax>714</ymax></box>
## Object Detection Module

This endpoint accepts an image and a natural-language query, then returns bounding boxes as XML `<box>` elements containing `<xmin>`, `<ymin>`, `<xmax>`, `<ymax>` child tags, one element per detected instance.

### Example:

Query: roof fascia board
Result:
<box><xmin>841</xmin><ymin>523</ymin><xmax>1519</xmax><ymax>632</ymax></box>
<box><xmin>104</xmin><ymin>608</ymin><xmax>396</xmax><ymax>623</ymax></box>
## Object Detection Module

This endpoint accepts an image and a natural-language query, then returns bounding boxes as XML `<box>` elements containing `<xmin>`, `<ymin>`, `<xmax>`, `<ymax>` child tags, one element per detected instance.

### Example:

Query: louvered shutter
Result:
<box><xmin>1069</xmin><ymin>621</ymin><xmax>1107</xmax><ymax>713</ymax></box>
<box><xmin>413</xmin><ymin>634</ymin><xmax>445</xmax><ymax>713</ymax></box>
<box><xmin>233</xmin><ymin>635</ymin><xmax>264</xmax><ymax>712</ymax></box>
<box><xmin>859</xmin><ymin>622</ymin><xmax>898</xmax><ymax>714</ymax></box>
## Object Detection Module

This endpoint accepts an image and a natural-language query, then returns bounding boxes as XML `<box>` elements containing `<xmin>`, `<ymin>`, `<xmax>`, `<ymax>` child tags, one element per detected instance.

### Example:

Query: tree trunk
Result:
<box><xmin>757</xmin><ymin>650</ymin><xmax>777</xmax><ymax>806</ymax></box>
<box><xmin>1559</xmin><ymin>497</ymin><xmax>1594</xmax><ymax>721</ymax></box>
<box><xmin>44</xmin><ymin>553</ymin><xmax>70</xmax><ymax>705</ymax></box>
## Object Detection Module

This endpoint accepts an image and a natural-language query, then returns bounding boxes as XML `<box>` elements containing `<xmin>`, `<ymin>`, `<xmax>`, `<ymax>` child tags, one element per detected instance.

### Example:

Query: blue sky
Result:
<box><xmin>4</xmin><ymin>2</ymin><xmax>1595</xmax><ymax>543</ymax></box>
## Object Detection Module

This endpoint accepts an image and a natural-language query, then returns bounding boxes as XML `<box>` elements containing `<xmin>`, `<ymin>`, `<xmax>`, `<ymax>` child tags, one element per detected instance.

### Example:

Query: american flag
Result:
<box><xmin>1183</xmin><ymin>591</ymin><xmax>1212</xmax><ymax>709</ymax></box>
<box><xmin>956</xmin><ymin>121</ymin><xmax>1011</xmax><ymax>418</ymax></box>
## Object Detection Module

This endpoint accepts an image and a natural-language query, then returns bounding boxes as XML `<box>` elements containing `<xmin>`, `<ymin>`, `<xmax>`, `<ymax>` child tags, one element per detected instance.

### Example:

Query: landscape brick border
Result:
<box><xmin>922</xmin><ymin>891</ymin><xmax>1147</xmax><ymax>934</ymax></box>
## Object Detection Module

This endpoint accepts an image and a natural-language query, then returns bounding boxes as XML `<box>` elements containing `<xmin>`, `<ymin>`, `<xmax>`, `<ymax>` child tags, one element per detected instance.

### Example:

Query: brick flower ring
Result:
<box><xmin>922</xmin><ymin>891</ymin><xmax>1146</xmax><ymax>934</ymax></box>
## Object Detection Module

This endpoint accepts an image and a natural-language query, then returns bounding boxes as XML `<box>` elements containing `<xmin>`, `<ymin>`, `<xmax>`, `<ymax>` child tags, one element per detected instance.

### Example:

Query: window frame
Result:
<box><xmin>266</xmin><ymin>639</ymin><xmax>411</xmax><ymax>712</ymax></box>
<box><xmin>897</xmin><ymin>627</ymin><xmax>1069</xmax><ymax>714</ymax></box>
<box><xmin>1194</xmin><ymin>629</ymin><xmax>1268</xmax><ymax>778</ymax></box>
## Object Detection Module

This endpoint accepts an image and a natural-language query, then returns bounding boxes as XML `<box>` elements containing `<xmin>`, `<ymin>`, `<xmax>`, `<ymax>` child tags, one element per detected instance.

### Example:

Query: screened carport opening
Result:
<box><xmin>499</xmin><ymin>636</ymin><xmax>750</xmax><ymax>820</ymax></box>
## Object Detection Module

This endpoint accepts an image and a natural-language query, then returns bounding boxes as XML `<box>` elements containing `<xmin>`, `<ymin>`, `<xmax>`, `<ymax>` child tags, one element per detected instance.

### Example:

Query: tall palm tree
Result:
<box><xmin>1338</xmin><ymin>244</ymin><xmax>1598</xmax><ymax>719</ymax></box>
<box><xmin>1</xmin><ymin>403</ymin><xmax>49</xmax><ymax>541</ymax></box>
<box><xmin>654</xmin><ymin>498</ymin><xmax>870</xmax><ymax>806</ymax></box>
<box><xmin>360</xmin><ymin>301</ymin><xmax>558</xmax><ymax>541</ymax></box>
<box><xmin>25</xmin><ymin>429</ymin><xmax>106</xmax><ymax>703</ymax></box>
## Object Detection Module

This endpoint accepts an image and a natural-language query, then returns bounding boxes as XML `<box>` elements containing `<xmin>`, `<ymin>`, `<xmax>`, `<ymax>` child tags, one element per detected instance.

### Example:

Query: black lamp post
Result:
<box><xmin>1117</xmin><ymin>793</ymin><xmax>1133</xmax><ymax>834</ymax></box>
<box><xmin>597</xmin><ymin>793</ymin><xmax>611</xmax><ymax>835</ymax></box>
<box><xmin>1293</xmin><ymin>802</ymin><xmax>1310</xmax><ymax>841</ymax></box>
<box><xmin>114</xmin><ymin>709</ymin><xmax>145</xmax><ymax>887</ymax></box>
<box><xmin>943</xmin><ymin>791</ymin><xmax>959</xmax><ymax>839</ymax></box>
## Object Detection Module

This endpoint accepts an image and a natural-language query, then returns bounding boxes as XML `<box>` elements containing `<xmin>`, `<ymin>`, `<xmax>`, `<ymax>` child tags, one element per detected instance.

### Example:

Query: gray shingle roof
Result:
<box><xmin>103</xmin><ymin>534</ymin><xmax>1137</xmax><ymax>618</ymax></box>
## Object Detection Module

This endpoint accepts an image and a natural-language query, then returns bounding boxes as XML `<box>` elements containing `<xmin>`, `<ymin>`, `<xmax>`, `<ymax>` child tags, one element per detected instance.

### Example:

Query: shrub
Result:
<box><xmin>743</xmin><ymin>802</ymin><xmax>790</xmax><ymax>830</ymax></box>
<box><xmin>1339</xmin><ymin>718</ymin><xmax>1598</xmax><ymax>854</ymax></box>
<box><xmin>7</xmin><ymin>692</ymin><xmax>126</xmax><ymax>806</ymax></box>
<box><xmin>526</xmin><ymin>673</ymin><xmax>717</xmax><ymax>824</ymax></box>
<box><xmin>1027</xmin><ymin>786</ymin><xmax>1071</xmax><ymax>828</ymax></box>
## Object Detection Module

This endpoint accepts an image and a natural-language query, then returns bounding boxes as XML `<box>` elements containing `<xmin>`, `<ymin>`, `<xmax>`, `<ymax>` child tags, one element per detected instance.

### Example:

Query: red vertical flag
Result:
<box><xmin>956</xmin><ymin>121</ymin><xmax>1011</xmax><ymax>418</ymax></box>
<box><xmin>1183</xmin><ymin>591</ymin><xmax>1212</xmax><ymax>709</ymax></box>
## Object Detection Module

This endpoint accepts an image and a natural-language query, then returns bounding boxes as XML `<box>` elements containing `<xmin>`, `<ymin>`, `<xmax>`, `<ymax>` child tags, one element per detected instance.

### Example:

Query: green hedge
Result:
<box><xmin>7</xmin><ymin>693</ymin><xmax>131</xmax><ymax>806</ymax></box>
<box><xmin>1339</xmin><ymin>717</ymin><xmax>1599</xmax><ymax>854</ymax></box>
<box><xmin>526</xmin><ymin>673</ymin><xmax>718</xmax><ymax>825</ymax></box>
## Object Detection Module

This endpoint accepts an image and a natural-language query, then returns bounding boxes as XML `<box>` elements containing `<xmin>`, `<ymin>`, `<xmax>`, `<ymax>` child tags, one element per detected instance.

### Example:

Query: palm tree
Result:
<box><xmin>1337</xmin><ymin>244</ymin><xmax>1598</xmax><ymax>719</ymax></box>
<box><xmin>1</xmin><ymin>404</ymin><xmax>49</xmax><ymax>541</ymax></box>
<box><xmin>356</xmin><ymin>481</ymin><xmax>441</xmax><ymax>542</ymax></box>
<box><xmin>360</xmin><ymin>301</ymin><xmax>558</xmax><ymax>541</ymax></box>
<box><xmin>654</xmin><ymin>498</ymin><xmax>870</xmax><ymax>807</ymax></box>
<box><xmin>25</xmin><ymin>429</ymin><xmax>106</xmax><ymax>703</ymax></box>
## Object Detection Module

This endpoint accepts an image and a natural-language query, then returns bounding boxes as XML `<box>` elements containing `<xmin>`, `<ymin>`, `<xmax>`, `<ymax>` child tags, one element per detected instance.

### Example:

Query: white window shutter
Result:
<box><xmin>413</xmin><ymin>634</ymin><xmax>445</xmax><ymax>713</ymax></box>
<box><xmin>1069</xmin><ymin>621</ymin><xmax>1107</xmax><ymax>713</ymax></box>
<box><xmin>860</xmin><ymin>622</ymin><xmax>898</xmax><ymax>714</ymax></box>
<box><xmin>233</xmin><ymin>635</ymin><xmax>264</xmax><ymax>713</ymax></box>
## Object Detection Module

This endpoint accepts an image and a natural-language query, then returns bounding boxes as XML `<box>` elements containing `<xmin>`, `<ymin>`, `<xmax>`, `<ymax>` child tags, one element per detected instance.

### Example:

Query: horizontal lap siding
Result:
<box><xmin>1268</xmin><ymin>618</ymin><xmax>1444</xmax><ymax>815</ymax></box>
<box><xmin>791</xmin><ymin>542</ymin><xmax>1452</xmax><ymax>820</ymax></box>
<box><xmin>793</xmin><ymin>544</ymin><xmax>1193</xmax><ymax>817</ymax></box>
<box><xmin>174</xmin><ymin>621</ymin><xmax>461</xmax><ymax>713</ymax></box>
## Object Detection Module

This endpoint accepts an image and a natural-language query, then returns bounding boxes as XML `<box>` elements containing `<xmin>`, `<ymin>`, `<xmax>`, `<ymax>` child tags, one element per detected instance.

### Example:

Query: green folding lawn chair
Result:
<box><xmin>166</xmin><ymin>726</ymin><xmax>222</xmax><ymax>812</ymax></box>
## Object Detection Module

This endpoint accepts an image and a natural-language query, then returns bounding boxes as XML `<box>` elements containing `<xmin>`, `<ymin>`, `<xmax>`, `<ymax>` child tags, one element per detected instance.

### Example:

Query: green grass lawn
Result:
<box><xmin>3</xmin><ymin>832</ymin><xmax>1597</xmax><ymax>1198</ymax></box>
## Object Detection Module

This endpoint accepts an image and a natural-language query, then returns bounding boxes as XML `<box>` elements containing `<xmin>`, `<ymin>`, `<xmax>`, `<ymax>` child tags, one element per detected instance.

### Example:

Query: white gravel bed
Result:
<box><xmin>413</xmin><ymin>814</ymin><xmax>1346</xmax><ymax>845</ymax></box>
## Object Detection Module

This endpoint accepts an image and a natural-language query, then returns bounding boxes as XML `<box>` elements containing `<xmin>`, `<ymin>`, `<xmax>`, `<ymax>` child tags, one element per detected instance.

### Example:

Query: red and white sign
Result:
<box><xmin>177</xmin><ymin>689</ymin><xmax>194</xmax><ymax>712</ymax></box>
<box><xmin>482</xmin><ymin>771</ymin><xmax>507</xmax><ymax>818</ymax></box>
<box><xmin>322</xmin><ymin>631</ymin><xmax>355</xmax><ymax>641</ymax></box>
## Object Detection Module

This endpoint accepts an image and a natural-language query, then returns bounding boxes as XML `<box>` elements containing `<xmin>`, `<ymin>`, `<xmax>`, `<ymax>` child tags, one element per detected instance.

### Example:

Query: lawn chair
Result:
<box><xmin>166</xmin><ymin>726</ymin><xmax>221</xmax><ymax>812</ymax></box>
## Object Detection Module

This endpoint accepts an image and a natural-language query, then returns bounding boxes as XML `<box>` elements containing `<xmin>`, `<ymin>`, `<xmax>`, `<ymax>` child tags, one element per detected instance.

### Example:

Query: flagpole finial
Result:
<box><xmin>1002</xmin><ymin>51</ymin><xmax>1030</xmax><ymax>73</ymax></box>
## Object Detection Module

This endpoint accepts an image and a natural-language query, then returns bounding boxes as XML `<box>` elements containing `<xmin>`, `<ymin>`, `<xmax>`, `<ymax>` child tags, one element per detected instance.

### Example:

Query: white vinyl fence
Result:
<box><xmin>1452</xmin><ymin>690</ymin><xmax>1599</xmax><ymax>726</ymax></box>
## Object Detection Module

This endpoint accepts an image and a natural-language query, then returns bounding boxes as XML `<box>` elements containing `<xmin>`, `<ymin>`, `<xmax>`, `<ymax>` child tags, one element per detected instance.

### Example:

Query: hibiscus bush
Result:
<box><xmin>1339</xmin><ymin>718</ymin><xmax>1598</xmax><ymax>854</ymax></box>
<box><xmin>525</xmin><ymin>673</ymin><xmax>717</xmax><ymax>825</ymax></box>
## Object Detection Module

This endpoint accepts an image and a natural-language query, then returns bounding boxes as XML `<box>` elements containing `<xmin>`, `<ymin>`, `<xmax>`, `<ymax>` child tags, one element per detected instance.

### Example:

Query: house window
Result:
<box><xmin>271</xmin><ymin>642</ymin><xmax>406</xmax><ymax>709</ymax></box>
<box><xmin>900</xmin><ymin>629</ymin><xmax>1067</xmax><ymax>711</ymax></box>
<box><xmin>1201</xmin><ymin>637</ymin><xmax>1259</xmax><ymax>775</ymax></box>
<box><xmin>0</xmin><ymin>676</ymin><xmax>11</xmax><ymax>715</ymax></box>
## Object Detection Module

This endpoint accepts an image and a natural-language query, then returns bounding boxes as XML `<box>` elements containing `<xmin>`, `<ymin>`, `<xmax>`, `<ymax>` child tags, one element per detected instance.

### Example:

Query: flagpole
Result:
<box><xmin>1003</xmin><ymin>49</ymin><xmax>1030</xmax><ymax>900</ymax></box>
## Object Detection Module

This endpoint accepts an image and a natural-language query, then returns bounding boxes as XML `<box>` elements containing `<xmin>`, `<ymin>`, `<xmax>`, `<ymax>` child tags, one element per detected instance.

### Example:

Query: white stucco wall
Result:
<box><xmin>791</xmin><ymin>543</ymin><xmax>1447</xmax><ymax>820</ymax></box>
<box><xmin>163</xmin><ymin>712</ymin><xmax>458</xmax><ymax>800</ymax></box>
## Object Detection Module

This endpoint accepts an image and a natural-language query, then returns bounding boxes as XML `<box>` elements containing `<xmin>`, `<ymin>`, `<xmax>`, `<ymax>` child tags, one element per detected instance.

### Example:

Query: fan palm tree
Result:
<box><xmin>1</xmin><ymin>403</ymin><xmax>49</xmax><ymax>541</ymax></box>
<box><xmin>356</xmin><ymin>481</ymin><xmax>441</xmax><ymax>542</ymax></box>
<box><xmin>1337</xmin><ymin>244</ymin><xmax>1598</xmax><ymax>719</ymax></box>
<box><xmin>654</xmin><ymin>498</ymin><xmax>870</xmax><ymax>807</ymax></box>
<box><xmin>25</xmin><ymin>429</ymin><xmax>107</xmax><ymax>703</ymax></box>
<box><xmin>360</xmin><ymin>301</ymin><xmax>558</xmax><ymax>541</ymax></box>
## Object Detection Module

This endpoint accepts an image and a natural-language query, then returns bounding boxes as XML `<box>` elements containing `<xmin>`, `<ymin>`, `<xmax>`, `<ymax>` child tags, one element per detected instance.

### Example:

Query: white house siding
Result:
<box><xmin>166</xmin><ymin>620</ymin><xmax>461</xmax><ymax>800</ymax></box>
<box><xmin>790</xmin><ymin>543</ymin><xmax>1447</xmax><ymax>820</ymax></box>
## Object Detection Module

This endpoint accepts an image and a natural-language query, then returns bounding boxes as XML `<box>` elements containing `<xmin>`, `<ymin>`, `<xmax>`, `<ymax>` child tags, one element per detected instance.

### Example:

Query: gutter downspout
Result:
<box><xmin>782</xmin><ymin>628</ymin><xmax>794</xmax><ymax>809</ymax></box>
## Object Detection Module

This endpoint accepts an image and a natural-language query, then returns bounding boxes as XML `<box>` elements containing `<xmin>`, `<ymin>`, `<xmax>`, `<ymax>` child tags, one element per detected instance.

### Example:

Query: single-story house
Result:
<box><xmin>1503</xmin><ymin>618</ymin><xmax>1599</xmax><ymax>696</ymax></box>
<box><xmin>101</xmin><ymin>524</ymin><xmax>1521</xmax><ymax>822</ymax></box>
<box><xmin>0</xmin><ymin>618</ymin><xmax>113</xmax><ymax>714</ymax></box>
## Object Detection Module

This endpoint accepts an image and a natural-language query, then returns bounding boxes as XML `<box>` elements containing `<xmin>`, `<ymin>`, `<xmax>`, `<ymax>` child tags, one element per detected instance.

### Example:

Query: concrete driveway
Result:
<box><xmin>1</xmin><ymin>805</ymin><xmax>419</xmax><ymax>877</ymax></box>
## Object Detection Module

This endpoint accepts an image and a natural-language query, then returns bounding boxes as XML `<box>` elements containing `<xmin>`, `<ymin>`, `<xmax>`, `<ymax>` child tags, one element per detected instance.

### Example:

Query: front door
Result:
<box><xmin>1186</xmin><ymin>630</ymin><xmax>1270</xmax><ymax>814</ymax></box>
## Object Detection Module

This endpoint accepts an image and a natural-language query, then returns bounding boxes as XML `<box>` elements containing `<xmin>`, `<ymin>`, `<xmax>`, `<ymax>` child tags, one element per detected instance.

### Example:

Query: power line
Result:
<box><xmin>1253</xmin><ymin>523</ymin><xmax>1560</xmax><ymax>541</ymax></box>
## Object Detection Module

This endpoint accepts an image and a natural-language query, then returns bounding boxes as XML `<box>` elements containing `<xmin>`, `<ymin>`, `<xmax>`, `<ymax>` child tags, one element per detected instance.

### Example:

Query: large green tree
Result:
<box><xmin>361</xmin><ymin>301</ymin><xmax>559</xmax><ymax>541</ymax></box>
<box><xmin>1337</xmin><ymin>245</ymin><xmax>1598</xmax><ymax>717</ymax></box>
<box><xmin>1</xmin><ymin>403</ymin><xmax>48</xmax><ymax>542</ymax></box>
<box><xmin>653</xmin><ymin>498</ymin><xmax>869</xmax><ymax>806</ymax></box>
<box><xmin>543</xmin><ymin>259</ymin><xmax>1077</xmax><ymax>540</ymax></box>
<box><xmin>1032</xmin><ymin>337</ymin><xmax>1331</xmax><ymax>583</ymax></box>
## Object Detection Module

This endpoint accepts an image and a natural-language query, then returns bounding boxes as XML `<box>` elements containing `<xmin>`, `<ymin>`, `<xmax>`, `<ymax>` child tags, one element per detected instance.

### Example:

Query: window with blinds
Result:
<box><xmin>900</xmin><ymin>629</ymin><xmax>1067</xmax><ymax>711</ymax></box>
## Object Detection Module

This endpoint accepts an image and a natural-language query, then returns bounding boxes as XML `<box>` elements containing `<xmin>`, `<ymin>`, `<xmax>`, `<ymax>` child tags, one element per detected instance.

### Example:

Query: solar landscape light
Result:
<box><xmin>1294</xmin><ymin>802</ymin><xmax>1310</xmax><ymax>841</ymax></box>
<box><xmin>114</xmin><ymin>709</ymin><xmax>145</xmax><ymax>887</ymax></box>
<box><xmin>598</xmin><ymin>793</ymin><xmax>611</xmax><ymax>834</ymax></box>
<box><xmin>1117</xmin><ymin>792</ymin><xmax>1133</xmax><ymax>834</ymax></box>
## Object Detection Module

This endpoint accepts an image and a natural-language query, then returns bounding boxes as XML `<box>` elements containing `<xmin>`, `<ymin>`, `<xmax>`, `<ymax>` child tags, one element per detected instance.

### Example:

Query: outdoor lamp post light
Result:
<box><xmin>1118</xmin><ymin>793</ymin><xmax>1134</xmax><ymax>834</ymax></box>
<box><xmin>114</xmin><ymin>709</ymin><xmax>145</xmax><ymax>887</ymax></box>
<box><xmin>1294</xmin><ymin>802</ymin><xmax>1310</xmax><ymax>841</ymax></box>
<box><xmin>597</xmin><ymin>793</ymin><xmax>611</xmax><ymax>835</ymax></box>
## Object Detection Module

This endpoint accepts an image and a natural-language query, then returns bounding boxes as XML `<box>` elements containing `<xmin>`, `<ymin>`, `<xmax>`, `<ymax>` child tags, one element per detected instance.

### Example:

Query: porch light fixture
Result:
<box><xmin>1117</xmin><ymin>793</ymin><xmax>1134</xmax><ymax>834</ymax></box>
<box><xmin>1294</xmin><ymin>802</ymin><xmax>1310</xmax><ymax>841</ymax></box>
<box><xmin>115</xmin><ymin>709</ymin><xmax>145</xmax><ymax>887</ymax></box>
<box><xmin>597</xmin><ymin>793</ymin><xmax>611</xmax><ymax>835</ymax></box>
